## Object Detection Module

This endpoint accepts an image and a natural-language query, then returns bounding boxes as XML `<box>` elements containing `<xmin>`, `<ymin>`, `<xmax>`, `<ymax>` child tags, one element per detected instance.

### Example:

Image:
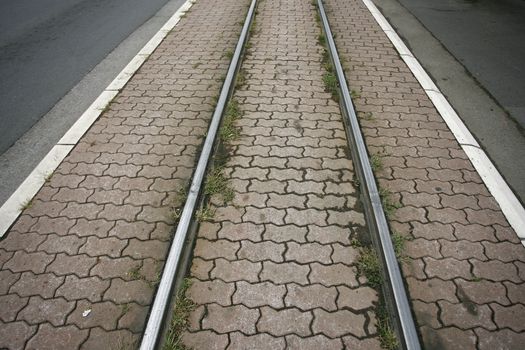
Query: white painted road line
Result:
<box><xmin>0</xmin><ymin>145</ymin><xmax>73</xmax><ymax>235</ymax></box>
<box><xmin>0</xmin><ymin>0</ymin><xmax>195</xmax><ymax>237</ymax></box>
<box><xmin>361</xmin><ymin>0</ymin><xmax>525</xmax><ymax>244</ymax></box>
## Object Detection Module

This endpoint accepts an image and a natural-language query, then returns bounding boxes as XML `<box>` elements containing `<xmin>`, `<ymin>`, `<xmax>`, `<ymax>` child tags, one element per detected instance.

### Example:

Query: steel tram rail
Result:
<box><xmin>316</xmin><ymin>1</ymin><xmax>421</xmax><ymax>349</ymax></box>
<box><xmin>140</xmin><ymin>0</ymin><xmax>420</xmax><ymax>348</ymax></box>
<box><xmin>139</xmin><ymin>0</ymin><xmax>258</xmax><ymax>348</ymax></box>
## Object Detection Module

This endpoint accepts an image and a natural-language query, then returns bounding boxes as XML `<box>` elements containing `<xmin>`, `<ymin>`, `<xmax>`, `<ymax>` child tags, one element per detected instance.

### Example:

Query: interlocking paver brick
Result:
<box><xmin>103</xmin><ymin>278</ymin><xmax>152</xmax><ymax>305</ymax></box>
<box><xmin>309</xmin><ymin>263</ymin><xmax>359</xmax><ymax>287</ymax></box>
<box><xmin>284</xmin><ymin>283</ymin><xmax>337</xmax><ymax>311</ymax></box>
<box><xmin>337</xmin><ymin>286</ymin><xmax>377</xmax><ymax>311</ymax></box>
<box><xmin>342</xmin><ymin>335</ymin><xmax>382</xmax><ymax>350</ymax></box>
<box><xmin>439</xmin><ymin>300</ymin><xmax>496</xmax><ymax>330</ymax></box>
<box><xmin>25</xmin><ymin>324</ymin><xmax>88</xmax><ymax>350</ymax></box>
<box><xmin>312</xmin><ymin>309</ymin><xmax>367</xmax><ymax>338</ymax></box>
<box><xmin>56</xmin><ymin>275</ymin><xmax>110</xmax><ymax>303</ymax></box>
<box><xmin>187</xmin><ymin>280</ymin><xmax>235</xmax><ymax>306</ymax></box>
<box><xmin>285</xmin><ymin>242</ymin><xmax>332</xmax><ymax>264</ymax></box>
<box><xmin>18</xmin><ymin>296</ymin><xmax>75</xmax><ymax>327</ymax></box>
<box><xmin>202</xmin><ymin>304</ymin><xmax>259</xmax><ymax>335</ymax></box>
<box><xmin>228</xmin><ymin>332</ymin><xmax>286</xmax><ymax>350</ymax></box>
<box><xmin>80</xmin><ymin>327</ymin><xmax>137</xmax><ymax>350</ymax></box>
<box><xmin>9</xmin><ymin>272</ymin><xmax>63</xmax><ymax>298</ymax></box>
<box><xmin>0</xmin><ymin>321</ymin><xmax>36</xmax><ymax>350</ymax></box>
<box><xmin>4</xmin><ymin>251</ymin><xmax>54</xmax><ymax>274</ymax></box>
<box><xmin>420</xmin><ymin>326</ymin><xmax>477</xmax><ymax>349</ymax></box>
<box><xmin>211</xmin><ymin>258</ymin><xmax>261</xmax><ymax>283</ymax></box>
<box><xmin>232</xmin><ymin>281</ymin><xmax>286</xmax><ymax>309</ymax></box>
<box><xmin>180</xmin><ymin>330</ymin><xmax>228</xmax><ymax>350</ymax></box>
<box><xmin>67</xmin><ymin>300</ymin><xmax>121</xmax><ymax>330</ymax></box>
<box><xmin>476</xmin><ymin>328</ymin><xmax>525</xmax><ymax>350</ymax></box>
<box><xmin>264</xmin><ymin>224</ymin><xmax>307</xmax><ymax>243</ymax></box>
<box><xmin>492</xmin><ymin>303</ymin><xmax>525</xmax><ymax>332</ymax></box>
<box><xmin>0</xmin><ymin>294</ymin><xmax>28</xmax><ymax>322</ymax></box>
<box><xmin>257</xmin><ymin>306</ymin><xmax>312</xmax><ymax>337</ymax></box>
<box><xmin>193</xmin><ymin>238</ymin><xmax>240</xmax><ymax>260</ymax></box>
<box><xmin>118</xmin><ymin>303</ymin><xmax>148</xmax><ymax>333</ymax></box>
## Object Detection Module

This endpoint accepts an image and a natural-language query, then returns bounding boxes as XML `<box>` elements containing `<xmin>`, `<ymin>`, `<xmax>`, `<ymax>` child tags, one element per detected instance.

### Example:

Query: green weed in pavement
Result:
<box><xmin>163</xmin><ymin>279</ymin><xmax>195</xmax><ymax>350</ymax></box>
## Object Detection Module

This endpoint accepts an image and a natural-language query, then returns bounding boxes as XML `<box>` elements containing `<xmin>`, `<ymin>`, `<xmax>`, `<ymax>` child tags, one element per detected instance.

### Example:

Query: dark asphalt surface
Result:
<box><xmin>0</xmin><ymin>0</ymin><xmax>173</xmax><ymax>154</ymax></box>
<box><xmin>397</xmin><ymin>0</ymin><xmax>525</xmax><ymax>129</ymax></box>
<box><xmin>375</xmin><ymin>0</ymin><xmax>525</xmax><ymax>202</ymax></box>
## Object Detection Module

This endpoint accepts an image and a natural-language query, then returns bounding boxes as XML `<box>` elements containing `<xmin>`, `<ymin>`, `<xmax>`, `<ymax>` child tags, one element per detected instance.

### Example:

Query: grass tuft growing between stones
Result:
<box><xmin>356</xmin><ymin>247</ymin><xmax>382</xmax><ymax>289</ymax></box>
<box><xmin>219</xmin><ymin>100</ymin><xmax>241</xmax><ymax>143</ymax></box>
<box><xmin>370</xmin><ymin>154</ymin><xmax>383</xmax><ymax>172</ymax></box>
<box><xmin>19</xmin><ymin>198</ymin><xmax>33</xmax><ymax>211</ymax></box>
<box><xmin>378</xmin><ymin>187</ymin><xmax>401</xmax><ymax>218</ymax></box>
<box><xmin>224</xmin><ymin>50</ymin><xmax>234</xmax><ymax>59</ymax></box>
<box><xmin>127</xmin><ymin>264</ymin><xmax>142</xmax><ymax>280</ymax></box>
<box><xmin>377</xmin><ymin>304</ymin><xmax>399</xmax><ymax>350</ymax></box>
<box><xmin>323</xmin><ymin>72</ymin><xmax>339</xmax><ymax>101</ymax></box>
<box><xmin>195</xmin><ymin>207</ymin><xmax>215</xmax><ymax>222</ymax></box>
<box><xmin>236</xmin><ymin>69</ymin><xmax>247</xmax><ymax>89</ymax></box>
<box><xmin>163</xmin><ymin>279</ymin><xmax>195</xmax><ymax>350</ymax></box>
<box><xmin>204</xmin><ymin>168</ymin><xmax>234</xmax><ymax>203</ymax></box>
<box><xmin>391</xmin><ymin>231</ymin><xmax>409</xmax><ymax>261</ymax></box>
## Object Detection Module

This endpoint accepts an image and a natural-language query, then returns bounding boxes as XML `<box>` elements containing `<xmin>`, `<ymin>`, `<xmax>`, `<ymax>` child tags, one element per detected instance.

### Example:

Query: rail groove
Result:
<box><xmin>139</xmin><ymin>0</ymin><xmax>258</xmax><ymax>348</ymax></box>
<box><xmin>317</xmin><ymin>1</ymin><xmax>421</xmax><ymax>349</ymax></box>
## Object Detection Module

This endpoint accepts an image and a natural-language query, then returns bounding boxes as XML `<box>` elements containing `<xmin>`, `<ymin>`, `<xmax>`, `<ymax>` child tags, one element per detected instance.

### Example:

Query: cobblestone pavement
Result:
<box><xmin>181</xmin><ymin>0</ymin><xmax>382</xmax><ymax>349</ymax></box>
<box><xmin>325</xmin><ymin>0</ymin><xmax>525</xmax><ymax>348</ymax></box>
<box><xmin>0</xmin><ymin>0</ymin><xmax>251</xmax><ymax>348</ymax></box>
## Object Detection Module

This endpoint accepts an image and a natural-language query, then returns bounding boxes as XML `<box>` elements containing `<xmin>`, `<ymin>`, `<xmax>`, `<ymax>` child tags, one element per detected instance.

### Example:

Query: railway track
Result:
<box><xmin>141</xmin><ymin>0</ymin><xmax>420</xmax><ymax>349</ymax></box>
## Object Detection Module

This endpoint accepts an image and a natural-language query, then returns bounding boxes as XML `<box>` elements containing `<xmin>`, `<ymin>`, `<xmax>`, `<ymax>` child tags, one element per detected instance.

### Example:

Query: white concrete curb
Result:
<box><xmin>0</xmin><ymin>0</ymin><xmax>195</xmax><ymax>237</ymax></box>
<box><xmin>361</xmin><ymin>0</ymin><xmax>525</xmax><ymax>245</ymax></box>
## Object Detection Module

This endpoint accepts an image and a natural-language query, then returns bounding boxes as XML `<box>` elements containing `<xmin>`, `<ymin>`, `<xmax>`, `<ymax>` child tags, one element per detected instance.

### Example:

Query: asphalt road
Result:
<box><xmin>0</xmin><ymin>0</ymin><xmax>185</xmax><ymax>205</ymax></box>
<box><xmin>0</xmin><ymin>0</ymin><xmax>177</xmax><ymax>154</ymax></box>
<box><xmin>397</xmin><ymin>0</ymin><xmax>525</xmax><ymax>129</ymax></box>
<box><xmin>374</xmin><ymin>0</ymin><xmax>525</xmax><ymax>203</ymax></box>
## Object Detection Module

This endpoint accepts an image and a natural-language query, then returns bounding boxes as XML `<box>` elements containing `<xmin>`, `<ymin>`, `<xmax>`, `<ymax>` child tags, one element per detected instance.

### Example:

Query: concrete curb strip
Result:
<box><xmin>0</xmin><ymin>0</ymin><xmax>195</xmax><ymax>238</ymax></box>
<box><xmin>362</xmin><ymin>0</ymin><xmax>525</xmax><ymax>244</ymax></box>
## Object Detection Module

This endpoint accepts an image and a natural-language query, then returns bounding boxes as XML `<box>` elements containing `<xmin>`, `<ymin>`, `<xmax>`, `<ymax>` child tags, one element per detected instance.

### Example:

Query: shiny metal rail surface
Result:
<box><xmin>317</xmin><ymin>0</ymin><xmax>421</xmax><ymax>349</ymax></box>
<box><xmin>139</xmin><ymin>0</ymin><xmax>258</xmax><ymax>348</ymax></box>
